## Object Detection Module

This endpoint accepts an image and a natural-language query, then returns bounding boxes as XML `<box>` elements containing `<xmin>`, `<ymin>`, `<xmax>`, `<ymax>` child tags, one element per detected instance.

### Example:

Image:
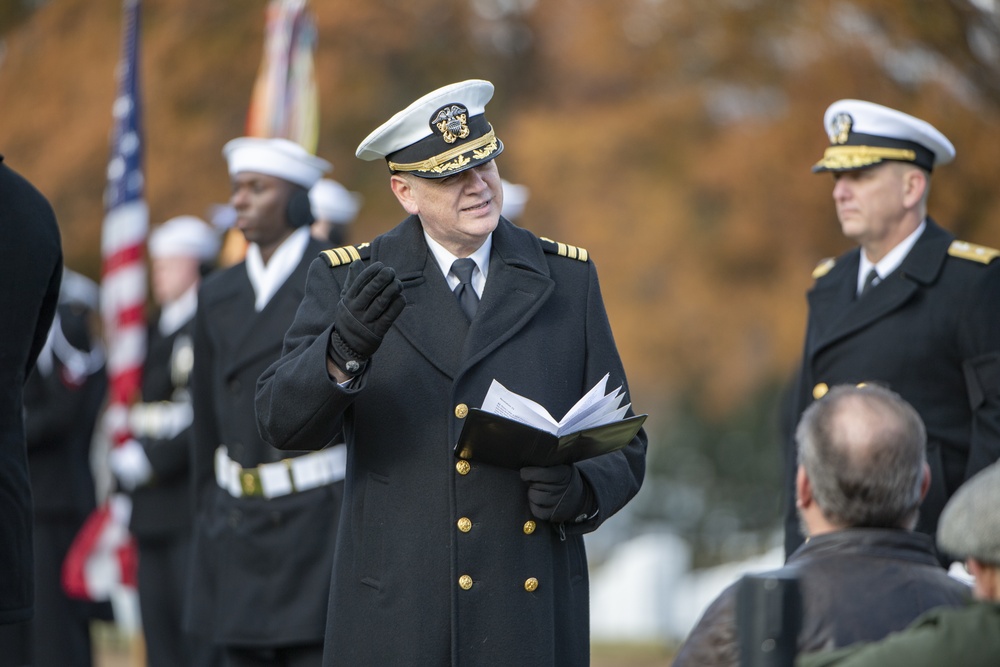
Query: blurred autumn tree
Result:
<box><xmin>2</xmin><ymin>0</ymin><xmax>999</xmax><ymax>561</ymax></box>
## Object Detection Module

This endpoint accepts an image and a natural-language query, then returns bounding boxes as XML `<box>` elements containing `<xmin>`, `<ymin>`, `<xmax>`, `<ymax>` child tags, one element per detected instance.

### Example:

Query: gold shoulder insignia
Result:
<box><xmin>540</xmin><ymin>237</ymin><xmax>589</xmax><ymax>262</ymax></box>
<box><xmin>812</xmin><ymin>257</ymin><xmax>836</xmax><ymax>279</ymax></box>
<box><xmin>321</xmin><ymin>242</ymin><xmax>371</xmax><ymax>267</ymax></box>
<box><xmin>948</xmin><ymin>240</ymin><xmax>1000</xmax><ymax>265</ymax></box>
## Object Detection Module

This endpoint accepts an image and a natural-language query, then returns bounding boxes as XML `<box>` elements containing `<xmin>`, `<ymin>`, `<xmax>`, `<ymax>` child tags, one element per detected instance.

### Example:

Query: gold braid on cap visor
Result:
<box><xmin>814</xmin><ymin>145</ymin><xmax>918</xmax><ymax>170</ymax></box>
<box><xmin>388</xmin><ymin>126</ymin><xmax>500</xmax><ymax>175</ymax></box>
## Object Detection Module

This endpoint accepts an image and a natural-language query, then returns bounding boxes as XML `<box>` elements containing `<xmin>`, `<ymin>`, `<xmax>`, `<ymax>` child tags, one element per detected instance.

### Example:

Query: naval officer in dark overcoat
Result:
<box><xmin>0</xmin><ymin>155</ymin><xmax>62</xmax><ymax>629</ymax></box>
<box><xmin>12</xmin><ymin>270</ymin><xmax>107</xmax><ymax>667</ymax></box>
<box><xmin>256</xmin><ymin>80</ymin><xmax>647</xmax><ymax>666</ymax></box>
<box><xmin>186</xmin><ymin>138</ymin><xmax>345</xmax><ymax>666</ymax></box>
<box><xmin>783</xmin><ymin>100</ymin><xmax>1000</xmax><ymax>560</ymax></box>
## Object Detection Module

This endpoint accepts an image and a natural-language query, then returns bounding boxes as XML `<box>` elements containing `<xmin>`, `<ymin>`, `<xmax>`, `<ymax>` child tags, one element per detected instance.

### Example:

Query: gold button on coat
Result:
<box><xmin>456</xmin><ymin>460</ymin><xmax>471</xmax><ymax>475</ymax></box>
<box><xmin>457</xmin><ymin>517</ymin><xmax>472</xmax><ymax>533</ymax></box>
<box><xmin>813</xmin><ymin>382</ymin><xmax>829</xmax><ymax>400</ymax></box>
<box><xmin>455</xmin><ymin>403</ymin><xmax>469</xmax><ymax>419</ymax></box>
<box><xmin>523</xmin><ymin>521</ymin><xmax>536</xmax><ymax>535</ymax></box>
<box><xmin>524</xmin><ymin>577</ymin><xmax>539</xmax><ymax>592</ymax></box>
<box><xmin>459</xmin><ymin>575</ymin><xmax>473</xmax><ymax>590</ymax></box>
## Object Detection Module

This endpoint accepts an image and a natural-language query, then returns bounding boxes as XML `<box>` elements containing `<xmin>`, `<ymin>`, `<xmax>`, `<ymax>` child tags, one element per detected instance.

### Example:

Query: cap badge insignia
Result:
<box><xmin>432</xmin><ymin>104</ymin><xmax>471</xmax><ymax>144</ymax></box>
<box><xmin>829</xmin><ymin>112</ymin><xmax>853</xmax><ymax>145</ymax></box>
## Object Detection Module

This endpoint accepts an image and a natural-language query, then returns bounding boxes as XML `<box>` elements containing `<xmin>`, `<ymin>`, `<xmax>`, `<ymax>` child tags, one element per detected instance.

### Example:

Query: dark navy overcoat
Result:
<box><xmin>257</xmin><ymin>216</ymin><xmax>647</xmax><ymax>666</ymax></box>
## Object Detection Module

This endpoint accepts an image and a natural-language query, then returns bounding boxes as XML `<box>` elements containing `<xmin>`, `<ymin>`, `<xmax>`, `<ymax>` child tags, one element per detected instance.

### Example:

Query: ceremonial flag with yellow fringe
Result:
<box><xmin>245</xmin><ymin>0</ymin><xmax>319</xmax><ymax>151</ymax></box>
<box><xmin>219</xmin><ymin>0</ymin><xmax>319</xmax><ymax>265</ymax></box>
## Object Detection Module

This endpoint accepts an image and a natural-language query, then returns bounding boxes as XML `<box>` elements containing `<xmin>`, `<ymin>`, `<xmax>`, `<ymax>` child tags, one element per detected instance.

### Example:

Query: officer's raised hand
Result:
<box><xmin>327</xmin><ymin>259</ymin><xmax>405</xmax><ymax>378</ymax></box>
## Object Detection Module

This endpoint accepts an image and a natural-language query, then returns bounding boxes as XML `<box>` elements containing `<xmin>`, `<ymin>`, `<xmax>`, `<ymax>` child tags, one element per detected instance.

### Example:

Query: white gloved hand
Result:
<box><xmin>108</xmin><ymin>439</ymin><xmax>154</xmax><ymax>491</ymax></box>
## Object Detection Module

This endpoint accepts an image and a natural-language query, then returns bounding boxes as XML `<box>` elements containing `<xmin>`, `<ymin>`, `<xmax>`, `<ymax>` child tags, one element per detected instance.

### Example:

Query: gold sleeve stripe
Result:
<box><xmin>948</xmin><ymin>240</ymin><xmax>1000</xmax><ymax>264</ymax></box>
<box><xmin>322</xmin><ymin>245</ymin><xmax>362</xmax><ymax>267</ymax></box>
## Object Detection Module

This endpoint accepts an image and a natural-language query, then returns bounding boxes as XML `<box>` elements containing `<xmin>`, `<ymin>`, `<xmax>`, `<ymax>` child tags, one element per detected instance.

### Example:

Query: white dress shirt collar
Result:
<box><xmin>423</xmin><ymin>232</ymin><xmax>492</xmax><ymax>299</ymax></box>
<box><xmin>858</xmin><ymin>220</ymin><xmax>926</xmax><ymax>296</ymax></box>
<box><xmin>245</xmin><ymin>227</ymin><xmax>311</xmax><ymax>311</ymax></box>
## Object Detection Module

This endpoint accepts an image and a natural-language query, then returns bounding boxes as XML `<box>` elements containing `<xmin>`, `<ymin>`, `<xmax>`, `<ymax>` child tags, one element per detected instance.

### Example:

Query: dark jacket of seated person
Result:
<box><xmin>673</xmin><ymin>385</ymin><xmax>971</xmax><ymax>667</ymax></box>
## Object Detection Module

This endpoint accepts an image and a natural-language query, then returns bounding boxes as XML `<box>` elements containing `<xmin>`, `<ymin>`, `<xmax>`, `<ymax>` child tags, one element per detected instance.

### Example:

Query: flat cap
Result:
<box><xmin>812</xmin><ymin>99</ymin><xmax>955</xmax><ymax>173</ymax></box>
<box><xmin>937</xmin><ymin>460</ymin><xmax>1000</xmax><ymax>565</ymax></box>
<box><xmin>223</xmin><ymin>137</ymin><xmax>331</xmax><ymax>188</ymax></box>
<box><xmin>355</xmin><ymin>79</ymin><xmax>503</xmax><ymax>179</ymax></box>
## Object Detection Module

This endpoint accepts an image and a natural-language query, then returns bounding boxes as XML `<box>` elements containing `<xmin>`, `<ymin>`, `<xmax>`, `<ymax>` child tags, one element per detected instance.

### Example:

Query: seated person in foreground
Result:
<box><xmin>672</xmin><ymin>384</ymin><xmax>970</xmax><ymax>667</ymax></box>
<box><xmin>798</xmin><ymin>458</ymin><xmax>1000</xmax><ymax>667</ymax></box>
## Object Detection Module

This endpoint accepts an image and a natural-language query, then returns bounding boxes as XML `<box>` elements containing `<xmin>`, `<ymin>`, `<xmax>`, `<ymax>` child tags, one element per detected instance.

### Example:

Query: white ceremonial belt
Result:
<box><xmin>214</xmin><ymin>444</ymin><xmax>346</xmax><ymax>499</ymax></box>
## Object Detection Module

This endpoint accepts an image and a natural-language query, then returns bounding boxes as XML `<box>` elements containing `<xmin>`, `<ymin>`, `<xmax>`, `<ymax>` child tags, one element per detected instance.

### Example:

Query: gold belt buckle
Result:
<box><xmin>241</xmin><ymin>468</ymin><xmax>262</xmax><ymax>497</ymax></box>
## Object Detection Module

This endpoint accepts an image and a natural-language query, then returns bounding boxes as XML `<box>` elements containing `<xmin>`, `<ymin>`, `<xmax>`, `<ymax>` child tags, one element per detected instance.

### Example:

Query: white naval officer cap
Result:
<box><xmin>148</xmin><ymin>215</ymin><xmax>220</xmax><ymax>261</ymax></box>
<box><xmin>812</xmin><ymin>99</ymin><xmax>955</xmax><ymax>173</ymax></box>
<box><xmin>222</xmin><ymin>137</ymin><xmax>331</xmax><ymax>188</ymax></box>
<box><xmin>500</xmin><ymin>179</ymin><xmax>530</xmax><ymax>221</ymax></box>
<box><xmin>355</xmin><ymin>79</ymin><xmax>503</xmax><ymax>179</ymax></box>
<box><xmin>309</xmin><ymin>178</ymin><xmax>362</xmax><ymax>224</ymax></box>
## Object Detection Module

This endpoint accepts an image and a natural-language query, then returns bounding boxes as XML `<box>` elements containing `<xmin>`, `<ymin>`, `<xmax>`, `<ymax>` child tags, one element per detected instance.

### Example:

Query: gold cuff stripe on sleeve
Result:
<box><xmin>388</xmin><ymin>127</ymin><xmax>499</xmax><ymax>173</ymax></box>
<box><xmin>322</xmin><ymin>245</ymin><xmax>362</xmax><ymax>267</ymax></box>
<box><xmin>814</xmin><ymin>145</ymin><xmax>917</xmax><ymax>170</ymax></box>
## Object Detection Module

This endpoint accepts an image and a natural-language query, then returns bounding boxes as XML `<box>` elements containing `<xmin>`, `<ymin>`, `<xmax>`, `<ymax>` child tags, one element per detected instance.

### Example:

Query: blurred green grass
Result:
<box><xmin>591</xmin><ymin>640</ymin><xmax>678</xmax><ymax>667</ymax></box>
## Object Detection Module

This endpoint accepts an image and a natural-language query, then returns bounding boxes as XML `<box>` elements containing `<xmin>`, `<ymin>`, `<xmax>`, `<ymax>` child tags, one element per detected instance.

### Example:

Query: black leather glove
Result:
<box><xmin>520</xmin><ymin>464</ymin><xmax>592</xmax><ymax>524</ymax></box>
<box><xmin>327</xmin><ymin>260</ymin><xmax>405</xmax><ymax>375</ymax></box>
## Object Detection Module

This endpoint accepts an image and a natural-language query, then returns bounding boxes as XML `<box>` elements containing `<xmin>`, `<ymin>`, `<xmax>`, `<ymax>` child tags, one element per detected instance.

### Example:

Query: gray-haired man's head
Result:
<box><xmin>796</xmin><ymin>384</ymin><xmax>927</xmax><ymax>531</ymax></box>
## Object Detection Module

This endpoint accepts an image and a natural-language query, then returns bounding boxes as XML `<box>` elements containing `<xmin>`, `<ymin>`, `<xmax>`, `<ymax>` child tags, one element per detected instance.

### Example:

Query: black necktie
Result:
<box><xmin>860</xmin><ymin>268</ymin><xmax>879</xmax><ymax>298</ymax></box>
<box><xmin>451</xmin><ymin>258</ymin><xmax>479</xmax><ymax>321</ymax></box>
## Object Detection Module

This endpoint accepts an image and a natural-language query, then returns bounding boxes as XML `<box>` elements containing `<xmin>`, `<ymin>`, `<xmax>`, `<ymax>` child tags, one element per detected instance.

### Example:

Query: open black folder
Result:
<box><xmin>454</xmin><ymin>408</ymin><xmax>647</xmax><ymax>470</ymax></box>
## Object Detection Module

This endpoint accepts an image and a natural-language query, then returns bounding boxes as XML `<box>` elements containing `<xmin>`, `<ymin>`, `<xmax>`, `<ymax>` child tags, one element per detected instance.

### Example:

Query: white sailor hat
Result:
<box><xmin>813</xmin><ymin>99</ymin><xmax>955</xmax><ymax>173</ymax></box>
<box><xmin>149</xmin><ymin>215</ymin><xmax>221</xmax><ymax>261</ymax></box>
<box><xmin>309</xmin><ymin>178</ymin><xmax>361</xmax><ymax>224</ymax></box>
<box><xmin>59</xmin><ymin>269</ymin><xmax>100</xmax><ymax>311</ymax></box>
<box><xmin>222</xmin><ymin>137</ymin><xmax>331</xmax><ymax>188</ymax></box>
<box><xmin>355</xmin><ymin>79</ymin><xmax>504</xmax><ymax>179</ymax></box>
<box><xmin>500</xmin><ymin>179</ymin><xmax>530</xmax><ymax>221</ymax></box>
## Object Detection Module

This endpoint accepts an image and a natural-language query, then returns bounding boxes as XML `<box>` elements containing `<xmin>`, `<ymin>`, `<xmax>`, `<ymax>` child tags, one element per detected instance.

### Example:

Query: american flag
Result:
<box><xmin>63</xmin><ymin>0</ymin><xmax>145</xmax><ymax>612</ymax></box>
<box><xmin>101</xmin><ymin>0</ymin><xmax>147</xmax><ymax>433</ymax></box>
